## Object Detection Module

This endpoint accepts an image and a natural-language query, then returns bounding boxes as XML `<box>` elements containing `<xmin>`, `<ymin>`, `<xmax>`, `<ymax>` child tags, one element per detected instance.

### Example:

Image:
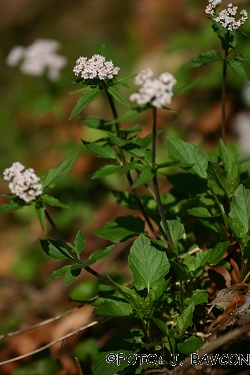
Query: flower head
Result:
<box><xmin>3</xmin><ymin>162</ymin><xmax>43</xmax><ymax>202</ymax></box>
<box><xmin>129</xmin><ymin>69</ymin><xmax>176</xmax><ymax>108</ymax></box>
<box><xmin>205</xmin><ymin>1</ymin><xmax>248</xmax><ymax>30</ymax></box>
<box><xmin>73</xmin><ymin>54</ymin><xmax>120</xmax><ymax>81</ymax></box>
<box><xmin>6</xmin><ymin>39</ymin><xmax>67</xmax><ymax>81</ymax></box>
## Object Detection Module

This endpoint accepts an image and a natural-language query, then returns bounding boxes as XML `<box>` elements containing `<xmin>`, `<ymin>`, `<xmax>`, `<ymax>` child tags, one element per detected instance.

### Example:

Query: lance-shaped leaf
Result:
<box><xmin>93</xmin><ymin>300</ymin><xmax>133</xmax><ymax>317</ymax></box>
<box><xmin>93</xmin><ymin>216</ymin><xmax>145</xmax><ymax>242</ymax></box>
<box><xmin>41</xmin><ymin>194</ymin><xmax>69</xmax><ymax>208</ymax></box>
<box><xmin>219</xmin><ymin>139</ymin><xmax>240</xmax><ymax>178</ymax></box>
<box><xmin>40</xmin><ymin>239</ymin><xmax>74</xmax><ymax>261</ymax></box>
<box><xmin>228</xmin><ymin>59</ymin><xmax>250</xmax><ymax>83</ymax></box>
<box><xmin>167</xmin><ymin>138</ymin><xmax>208</xmax><ymax>178</ymax></box>
<box><xmin>128</xmin><ymin>234</ymin><xmax>170</xmax><ymax>292</ymax></box>
<box><xmin>81</xmin><ymin>139</ymin><xmax>118</xmax><ymax>160</ymax></box>
<box><xmin>132</xmin><ymin>167</ymin><xmax>155</xmax><ymax>188</ymax></box>
<box><xmin>188</xmin><ymin>50</ymin><xmax>223</xmax><ymax>67</ymax></box>
<box><xmin>207</xmin><ymin>161</ymin><xmax>239</xmax><ymax>198</ymax></box>
<box><xmin>176</xmin><ymin>303</ymin><xmax>195</xmax><ymax>335</ymax></box>
<box><xmin>69</xmin><ymin>87</ymin><xmax>99</xmax><ymax>120</ymax></box>
<box><xmin>107</xmin><ymin>86</ymin><xmax>130</xmax><ymax>107</ymax></box>
<box><xmin>229</xmin><ymin>184</ymin><xmax>250</xmax><ymax>232</ymax></box>
<box><xmin>47</xmin><ymin>264</ymin><xmax>82</xmax><ymax>285</ymax></box>
<box><xmin>73</xmin><ymin>230</ymin><xmax>86</xmax><ymax>259</ymax></box>
<box><xmin>183</xmin><ymin>242</ymin><xmax>228</xmax><ymax>273</ymax></box>
<box><xmin>187</xmin><ymin>207</ymin><xmax>213</xmax><ymax>218</ymax></box>
<box><xmin>0</xmin><ymin>199</ymin><xmax>25</xmax><ymax>213</ymax></box>
<box><xmin>160</xmin><ymin>215</ymin><xmax>184</xmax><ymax>249</ymax></box>
<box><xmin>41</xmin><ymin>153</ymin><xmax>78</xmax><ymax>189</ymax></box>
<box><xmin>92</xmin><ymin>165</ymin><xmax>121</xmax><ymax>179</ymax></box>
<box><xmin>81</xmin><ymin>117</ymin><xmax>114</xmax><ymax>132</ymax></box>
<box><xmin>82</xmin><ymin>245</ymin><xmax>114</xmax><ymax>267</ymax></box>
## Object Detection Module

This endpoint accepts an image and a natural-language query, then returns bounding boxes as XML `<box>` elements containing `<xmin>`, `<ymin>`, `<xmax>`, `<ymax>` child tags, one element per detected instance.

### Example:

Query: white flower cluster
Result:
<box><xmin>6</xmin><ymin>39</ymin><xmax>67</xmax><ymax>81</ymax></box>
<box><xmin>73</xmin><ymin>54</ymin><xmax>120</xmax><ymax>80</ymax></box>
<box><xmin>129</xmin><ymin>69</ymin><xmax>176</xmax><ymax>108</ymax></box>
<box><xmin>3</xmin><ymin>162</ymin><xmax>42</xmax><ymax>202</ymax></box>
<box><xmin>205</xmin><ymin>1</ymin><xmax>248</xmax><ymax>31</ymax></box>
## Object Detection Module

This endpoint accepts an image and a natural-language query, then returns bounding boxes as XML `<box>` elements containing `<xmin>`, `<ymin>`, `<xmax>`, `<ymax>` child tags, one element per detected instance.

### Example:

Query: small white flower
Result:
<box><xmin>206</xmin><ymin>1</ymin><xmax>248</xmax><ymax>30</ymax></box>
<box><xmin>6</xmin><ymin>39</ymin><xmax>67</xmax><ymax>81</ymax></box>
<box><xmin>73</xmin><ymin>54</ymin><xmax>120</xmax><ymax>81</ymax></box>
<box><xmin>3</xmin><ymin>162</ymin><xmax>42</xmax><ymax>202</ymax></box>
<box><xmin>129</xmin><ymin>69</ymin><xmax>176</xmax><ymax>108</ymax></box>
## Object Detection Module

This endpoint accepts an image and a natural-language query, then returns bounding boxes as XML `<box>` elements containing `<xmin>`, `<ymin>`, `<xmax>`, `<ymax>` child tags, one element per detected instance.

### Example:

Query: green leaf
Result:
<box><xmin>227</xmin><ymin>59</ymin><xmax>250</xmax><ymax>83</ymax></box>
<box><xmin>183</xmin><ymin>242</ymin><xmax>228</xmax><ymax>272</ymax></box>
<box><xmin>219</xmin><ymin>139</ymin><xmax>240</xmax><ymax>177</ymax></box>
<box><xmin>73</xmin><ymin>230</ymin><xmax>86</xmax><ymax>259</ymax></box>
<box><xmin>94</xmin><ymin>330</ymin><xmax>141</xmax><ymax>375</ymax></box>
<box><xmin>128</xmin><ymin>234</ymin><xmax>170</xmax><ymax>292</ymax></box>
<box><xmin>107</xmin><ymin>86</ymin><xmax>130</xmax><ymax>107</ymax></box>
<box><xmin>105</xmin><ymin>106</ymin><xmax>149</xmax><ymax>124</ymax></box>
<box><xmin>36</xmin><ymin>202</ymin><xmax>46</xmax><ymax>233</ymax></box>
<box><xmin>167</xmin><ymin>173</ymin><xmax>207</xmax><ymax>194</ymax></box>
<box><xmin>229</xmin><ymin>184</ymin><xmax>250</xmax><ymax>232</ymax></box>
<box><xmin>65</xmin><ymin>265</ymin><xmax>82</xmax><ymax>286</ymax></box>
<box><xmin>184</xmin><ymin>290</ymin><xmax>208</xmax><ymax>305</ymax></box>
<box><xmin>81</xmin><ymin>117</ymin><xmax>114</xmax><ymax>132</ymax></box>
<box><xmin>132</xmin><ymin>167</ymin><xmax>155</xmax><ymax>188</ymax></box>
<box><xmin>187</xmin><ymin>207</ymin><xmax>212</xmax><ymax>218</ymax></box>
<box><xmin>82</xmin><ymin>139</ymin><xmax>118</xmax><ymax>160</ymax></box>
<box><xmin>173</xmin><ymin>77</ymin><xmax>201</xmax><ymax>95</ymax></box>
<box><xmin>151</xmin><ymin>316</ymin><xmax>169</xmax><ymax>335</ymax></box>
<box><xmin>41</xmin><ymin>153</ymin><xmax>78</xmax><ymax>189</ymax></box>
<box><xmin>107</xmin><ymin>279</ymin><xmax>145</xmax><ymax>315</ymax></box>
<box><xmin>161</xmin><ymin>215</ymin><xmax>184</xmax><ymax>249</ymax></box>
<box><xmin>188</xmin><ymin>50</ymin><xmax>223</xmax><ymax>67</ymax></box>
<box><xmin>170</xmin><ymin>260</ymin><xmax>190</xmax><ymax>282</ymax></box>
<box><xmin>207</xmin><ymin>161</ymin><xmax>239</xmax><ymax>198</ymax></box>
<box><xmin>233</xmin><ymin>54</ymin><xmax>250</xmax><ymax>64</ymax></box>
<box><xmin>41</xmin><ymin>194</ymin><xmax>69</xmax><ymax>208</ymax></box>
<box><xmin>224</xmin><ymin>216</ymin><xmax>249</xmax><ymax>251</ymax></box>
<box><xmin>83</xmin><ymin>245</ymin><xmax>114</xmax><ymax>267</ymax></box>
<box><xmin>92</xmin><ymin>165</ymin><xmax>121</xmax><ymax>179</ymax></box>
<box><xmin>47</xmin><ymin>265</ymin><xmax>71</xmax><ymax>281</ymax></box>
<box><xmin>93</xmin><ymin>300</ymin><xmax>133</xmax><ymax>317</ymax></box>
<box><xmin>176</xmin><ymin>303</ymin><xmax>195</xmax><ymax>335</ymax></box>
<box><xmin>0</xmin><ymin>199</ymin><xmax>23</xmax><ymax>213</ymax></box>
<box><xmin>69</xmin><ymin>87</ymin><xmax>99</xmax><ymax>120</ymax></box>
<box><xmin>40</xmin><ymin>239</ymin><xmax>74</xmax><ymax>261</ymax></box>
<box><xmin>212</xmin><ymin>21</ymin><xmax>237</xmax><ymax>52</ymax></box>
<box><xmin>93</xmin><ymin>216</ymin><xmax>145</xmax><ymax>242</ymax></box>
<box><xmin>177</xmin><ymin>336</ymin><xmax>202</xmax><ymax>355</ymax></box>
<box><xmin>167</xmin><ymin>138</ymin><xmax>208</xmax><ymax>178</ymax></box>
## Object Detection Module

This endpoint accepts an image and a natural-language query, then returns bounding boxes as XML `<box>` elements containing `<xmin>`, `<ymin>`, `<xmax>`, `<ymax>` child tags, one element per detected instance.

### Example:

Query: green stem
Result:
<box><xmin>221</xmin><ymin>30</ymin><xmax>230</xmax><ymax>143</ymax></box>
<box><xmin>105</xmin><ymin>88</ymin><xmax>155</xmax><ymax>235</ymax></box>
<box><xmin>208</xmin><ymin>187</ymin><xmax>229</xmax><ymax>232</ymax></box>
<box><xmin>151</xmin><ymin>107</ymin><xmax>174</xmax><ymax>250</ymax></box>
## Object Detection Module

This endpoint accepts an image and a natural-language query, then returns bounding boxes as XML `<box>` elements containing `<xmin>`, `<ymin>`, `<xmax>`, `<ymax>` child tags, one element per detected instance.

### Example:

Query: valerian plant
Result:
<box><xmin>1</xmin><ymin>1</ymin><xmax>250</xmax><ymax>374</ymax></box>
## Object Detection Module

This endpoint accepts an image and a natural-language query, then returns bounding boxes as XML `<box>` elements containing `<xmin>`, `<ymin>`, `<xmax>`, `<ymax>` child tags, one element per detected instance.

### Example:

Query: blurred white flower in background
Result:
<box><xmin>232</xmin><ymin>84</ymin><xmax>250</xmax><ymax>155</ymax></box>
<box><xmin>6</xmin><ymin>39</ymin><xmax>67</xmax><ymax>81</ymax></box>
<box><xmin>129</xmin><ymin>68</ymin><xmax>176</xmax><ymax>108</ymax></box>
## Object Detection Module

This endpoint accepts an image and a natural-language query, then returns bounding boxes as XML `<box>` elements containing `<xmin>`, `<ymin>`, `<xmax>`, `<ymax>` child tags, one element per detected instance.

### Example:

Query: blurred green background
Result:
<box><xmin>0</xmin><ymin>0</ymin><xmax>250</xmax><ymax>373</ymax></box>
